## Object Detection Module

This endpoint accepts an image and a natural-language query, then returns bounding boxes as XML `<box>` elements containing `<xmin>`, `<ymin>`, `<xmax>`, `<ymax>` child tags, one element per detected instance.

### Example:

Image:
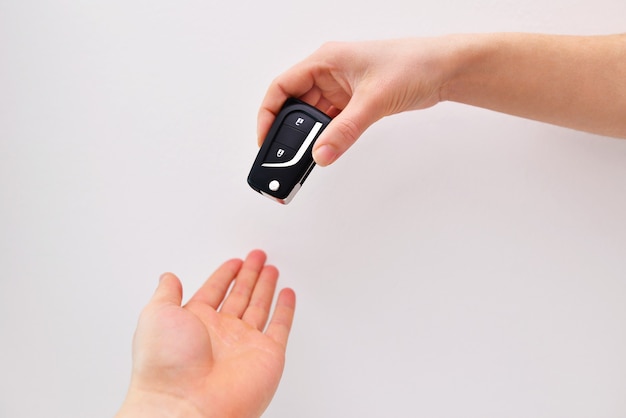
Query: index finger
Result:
<box><xmin>256</xmin><ymin>63</ymin><xmax>316</xmax><ymax>146</ymax></box>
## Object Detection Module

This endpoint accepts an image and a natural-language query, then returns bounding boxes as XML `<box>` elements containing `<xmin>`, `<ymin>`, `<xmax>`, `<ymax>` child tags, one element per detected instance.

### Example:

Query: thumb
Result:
<box><xmin>312</xmin><ymin>94</ymin><xmax>382</xmax><ymax>166</ymax></box>
<box><xmin>150</xmin><ymin>272</ymin><xmax>183</xmax><ymax>307</ymax></box>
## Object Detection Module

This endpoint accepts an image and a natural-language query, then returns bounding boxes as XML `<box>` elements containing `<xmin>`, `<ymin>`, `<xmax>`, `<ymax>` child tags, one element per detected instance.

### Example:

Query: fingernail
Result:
<box><xmin>313</xmin><ymin>144</ymin><xmax>337</xmax><ymax>166</ymax></box>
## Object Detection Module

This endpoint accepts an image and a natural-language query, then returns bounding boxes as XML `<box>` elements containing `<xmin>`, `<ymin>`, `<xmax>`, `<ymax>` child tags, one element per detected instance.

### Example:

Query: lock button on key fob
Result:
<box><xmin>247</xmin><ymin>98</ymin><xmax>332</xmax><ymax>204</ymax></box>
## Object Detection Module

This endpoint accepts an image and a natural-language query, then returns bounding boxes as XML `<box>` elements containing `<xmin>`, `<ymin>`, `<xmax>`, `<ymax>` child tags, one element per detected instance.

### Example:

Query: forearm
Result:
<box><xmin>441</xmin><ymin>33</ymin><xmax>626</xmax><ymax>138</ymax></box>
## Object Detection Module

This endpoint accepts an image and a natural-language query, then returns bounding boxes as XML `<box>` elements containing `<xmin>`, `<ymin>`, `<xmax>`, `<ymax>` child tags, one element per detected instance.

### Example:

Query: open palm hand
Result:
<box><xmin>117</xmin><ymin>250</ymin><xmax>296</xmax><ymax>418</ymax></box>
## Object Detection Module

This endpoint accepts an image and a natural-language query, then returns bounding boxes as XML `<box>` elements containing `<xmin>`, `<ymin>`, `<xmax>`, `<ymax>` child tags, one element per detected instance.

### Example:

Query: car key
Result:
<box><xmin>247</xmin><ymin>98</ymin><xmax>332</xmax><ymax>204</ymax></box>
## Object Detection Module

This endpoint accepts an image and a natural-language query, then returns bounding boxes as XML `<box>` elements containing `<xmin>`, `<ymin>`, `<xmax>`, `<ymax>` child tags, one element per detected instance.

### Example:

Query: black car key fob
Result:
<box><xmin>247</xmin><ymin>98</ymin><xmax>332</xmax><ymax>204</ymax></box>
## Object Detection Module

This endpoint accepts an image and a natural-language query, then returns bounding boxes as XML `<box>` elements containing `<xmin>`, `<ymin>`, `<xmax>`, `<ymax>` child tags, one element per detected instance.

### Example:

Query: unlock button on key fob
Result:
<box><xmin>265</xmin><ymin>143</ymin><xmax>297</xmax><ymax>164</ymax></box>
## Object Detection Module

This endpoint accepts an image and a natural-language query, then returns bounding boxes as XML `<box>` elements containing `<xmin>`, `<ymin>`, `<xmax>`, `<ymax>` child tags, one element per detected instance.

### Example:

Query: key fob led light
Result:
<box><xmin>247</xmin><ymin>98</ymin><xmax>332</xmax><ymax>204</ymax></box>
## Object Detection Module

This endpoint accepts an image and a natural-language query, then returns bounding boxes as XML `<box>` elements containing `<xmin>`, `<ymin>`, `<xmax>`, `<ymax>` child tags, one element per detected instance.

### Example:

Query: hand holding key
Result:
<box><xmin>258</xmin><ymin>34</ymin><xmax>626</xmax><ymax>168</ymax></box>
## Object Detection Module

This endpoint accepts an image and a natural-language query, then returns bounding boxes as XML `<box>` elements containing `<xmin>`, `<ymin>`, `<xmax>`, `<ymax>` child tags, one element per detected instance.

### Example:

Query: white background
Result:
<box><xmin>2</xmin><ymin>1</ymin><xmax>626</xmax><ymax>417</ymax></box>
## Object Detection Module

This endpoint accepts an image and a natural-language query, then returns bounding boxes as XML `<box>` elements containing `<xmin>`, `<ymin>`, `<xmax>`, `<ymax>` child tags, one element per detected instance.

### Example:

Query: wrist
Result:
<box><xmin>438</xmin><ymin>33</ymin><xmax>498</xmax><ymax>104</ymax></box>
<box><xmin>116</xmin><ymin>388</ymin><xmax>207</xmax><ymax>418</ymax></box>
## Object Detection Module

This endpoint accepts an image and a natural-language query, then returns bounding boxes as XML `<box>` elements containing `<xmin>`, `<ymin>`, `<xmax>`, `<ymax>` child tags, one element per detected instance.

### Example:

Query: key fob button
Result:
<box><xmin>283</xmin><ymin>111</ymin><xmax>316</xmax><ymax>133</ymax></box>
<box><xmin>264</xmin><ymin>143</ymin><xmax>297</xmax><ymax>163</ymax></box>
<box><xmin>269</xmin><ymin>180</ymin><xmax>280</xmax><ymax>191</ymax></box>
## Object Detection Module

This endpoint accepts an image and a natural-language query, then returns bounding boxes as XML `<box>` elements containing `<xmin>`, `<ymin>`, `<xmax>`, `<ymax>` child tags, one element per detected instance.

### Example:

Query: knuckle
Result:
<box><xmin>333</xmin><ymin>117</ymin><xmax>361</xmax><ymax>147</ymax></box>
<box><xmin>318</xmin><ymin>40</ymin><xmax>339</xmax><ymax>51</ymax></box>
<box><xmin>317</xmin><ymin>41</ymin><xmax>347</xmax><ymax>57</ymax></box>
